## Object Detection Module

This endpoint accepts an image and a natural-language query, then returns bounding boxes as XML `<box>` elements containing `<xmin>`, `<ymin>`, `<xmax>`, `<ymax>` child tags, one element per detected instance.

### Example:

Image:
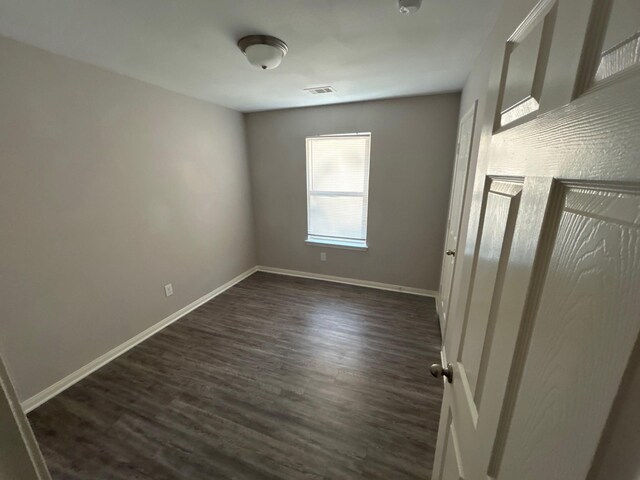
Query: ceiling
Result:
<box><xmin>0</xmin><ymin>0</ymin><xmax>502</xmax><ymax>112</ymax></box>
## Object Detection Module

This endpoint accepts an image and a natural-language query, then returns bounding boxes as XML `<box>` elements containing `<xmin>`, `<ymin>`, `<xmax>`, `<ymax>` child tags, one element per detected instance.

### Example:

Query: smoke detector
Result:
<box><xmin>398</xmin><ymin>0</ymin><xmax>423</xmax><ymax>14</ymax></box>
<box><xmin>238</xmin><ymin>35</ymin><xmax>288</xmax><ymax>70</ymax></box>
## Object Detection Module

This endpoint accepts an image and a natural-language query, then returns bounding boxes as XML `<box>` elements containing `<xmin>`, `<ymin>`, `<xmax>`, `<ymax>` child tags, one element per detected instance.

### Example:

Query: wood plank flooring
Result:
<box><xmin>28</xmin><ymin>272</ymin><xmax>443</xmax><ymax>479</ymax></box>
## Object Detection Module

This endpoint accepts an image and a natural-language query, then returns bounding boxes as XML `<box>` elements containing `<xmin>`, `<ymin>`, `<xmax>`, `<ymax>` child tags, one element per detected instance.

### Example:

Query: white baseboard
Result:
<box><xmin>22</xmin><ymin>264</ymin><xmax>435</xmax><ymax>412</ymax></box>
<box><xmin>257</xmin><ymin>266</ymin><xmax>438</xmax><ymax>298</ymax></box>
<box><xmin>21</xmin><ymin>266</ymin><xmax>258</xmax><ymax>413</ymax></box>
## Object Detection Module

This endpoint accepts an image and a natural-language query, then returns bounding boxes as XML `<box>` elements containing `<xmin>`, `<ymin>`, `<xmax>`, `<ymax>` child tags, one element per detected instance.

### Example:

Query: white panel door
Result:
<box><xmin>432</xmin><ymin>0</ymin><xmax>640</xmax><ymax>478</ymax></box>
<box><xmin>438</xmin><ymin>102</ymin><xmax>477</xmax><ymax>333</ymax></box>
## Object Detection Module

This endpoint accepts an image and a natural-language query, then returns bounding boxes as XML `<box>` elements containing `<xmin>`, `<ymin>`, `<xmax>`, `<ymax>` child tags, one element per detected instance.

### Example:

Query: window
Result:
<box><xmin>306</xmin><ymin>133</ymin><xmax>371</xmax><ymax>250</ymax></box>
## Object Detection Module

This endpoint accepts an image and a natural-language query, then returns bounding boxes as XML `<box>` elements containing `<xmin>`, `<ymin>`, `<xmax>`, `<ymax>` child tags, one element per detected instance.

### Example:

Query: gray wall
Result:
<box><xmin>0</xmin><ymin>36</ymin><xmax>257</xmax><ymax>402</ymax></box>
<box><xmin>246</xmin><ymin>95</ymin><xmax>460</xmax><ymax>291</ymax></box>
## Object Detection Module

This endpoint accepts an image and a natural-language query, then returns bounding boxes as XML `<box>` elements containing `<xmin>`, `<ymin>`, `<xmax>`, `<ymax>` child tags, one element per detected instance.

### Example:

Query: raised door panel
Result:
<box><xmin>495</xmin><ymin>0</ymin><xmax>557</xmax><ymax>129</ymax></box>
<box><xmin>595</xmin><ymin>0</ymin><xmax>640</xmax><ymax>83</ymax></box>
<box><xmin>500</xmin><ymin>21</ymin><xmax>544</xmax><ymax>122</ymax></box>
<box><xmin>457</xmin><ymin>179</ymin><xmax>523</xmax><ymax>418</ymax></box>
<box><xmin>495</xmin><ymin>184</ymin><xmax>640</xmax><ymax>480</ymax></box>
<box><xmin>576</xmin><ymin>0</ymin><xmax>640</xmax><ymax>95</ymax></box>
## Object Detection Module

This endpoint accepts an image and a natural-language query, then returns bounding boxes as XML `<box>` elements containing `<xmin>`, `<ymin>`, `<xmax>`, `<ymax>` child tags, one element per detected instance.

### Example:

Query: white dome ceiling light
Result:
<box><xmin>398</xmin><ymin>0</ymin><xmax>423</xmax><ymax>15</ymax></box>
<box><xmin>238</xmin><ymin>35</ymin><xmax>288</xmax><ymax>70</ymax></box>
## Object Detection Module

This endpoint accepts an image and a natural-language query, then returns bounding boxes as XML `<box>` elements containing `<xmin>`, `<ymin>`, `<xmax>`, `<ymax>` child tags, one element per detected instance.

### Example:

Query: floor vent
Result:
<box><xmin>304</xmin><ymin>86</ymin><xmax>336</xmax><ymax>94</ymax></box>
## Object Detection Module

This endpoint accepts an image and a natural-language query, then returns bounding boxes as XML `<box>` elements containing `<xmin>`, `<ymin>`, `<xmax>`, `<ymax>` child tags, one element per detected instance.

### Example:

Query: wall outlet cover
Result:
<box><xmin>164</xmin><ymin>283</ymin><xmax>174</xmax><ymax>297</ymax></box>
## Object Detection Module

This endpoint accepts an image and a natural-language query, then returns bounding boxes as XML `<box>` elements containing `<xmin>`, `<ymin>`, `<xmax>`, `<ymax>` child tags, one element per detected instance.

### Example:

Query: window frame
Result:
<box><xmin>305</xmin><ymin>133</ymin><xmax>371</xmax><ymax>251</ymax></box>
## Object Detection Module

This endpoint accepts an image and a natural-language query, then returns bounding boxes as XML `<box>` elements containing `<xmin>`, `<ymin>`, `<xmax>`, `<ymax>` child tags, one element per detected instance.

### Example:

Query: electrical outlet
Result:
<box><xmin>164</xmin><ymin>283</ymin><xmax>174</xmax><ymax>297</ymax></box>
<box><xmin>320</xmin><ymin>252</ymin><xmax>327</xmax><ymax>262</ymax></box>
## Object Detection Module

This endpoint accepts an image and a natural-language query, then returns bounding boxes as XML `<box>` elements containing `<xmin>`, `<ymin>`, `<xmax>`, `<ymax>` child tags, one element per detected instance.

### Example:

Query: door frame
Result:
<box><xmin>0</xmin><ymin>353</ymin><xmax>51</xmax><ymax>480</ymax></box>
<box><xmin>437</xmin><ymin>100</ymin><xmax>478</xmax><ymax>333</ymax></box>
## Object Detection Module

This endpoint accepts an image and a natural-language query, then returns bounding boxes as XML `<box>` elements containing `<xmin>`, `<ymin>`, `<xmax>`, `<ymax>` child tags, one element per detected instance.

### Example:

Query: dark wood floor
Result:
<box><xmin>29</xmin><ymin>272</ymin><xmax>443</xmax><ymax>480</ymax></box>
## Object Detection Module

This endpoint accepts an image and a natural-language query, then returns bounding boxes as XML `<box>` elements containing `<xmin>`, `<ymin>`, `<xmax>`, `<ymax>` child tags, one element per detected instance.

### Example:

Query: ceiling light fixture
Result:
<box><xmin>398</xmin><ymin>0</ymin><xmax>423</xmax><ymax>14</ymax></box>
<box><xmin>238</xmin><ymin>35</ymin><xmax>288</xmax><ymax>70</ymax></box>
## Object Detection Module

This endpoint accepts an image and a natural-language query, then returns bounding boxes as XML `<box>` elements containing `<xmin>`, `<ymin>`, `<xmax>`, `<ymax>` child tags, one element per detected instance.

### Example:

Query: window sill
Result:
<box><xmin>305</xmin><ymin>237</ymin><xmax>368</xmax><ymax>251</ymax></box>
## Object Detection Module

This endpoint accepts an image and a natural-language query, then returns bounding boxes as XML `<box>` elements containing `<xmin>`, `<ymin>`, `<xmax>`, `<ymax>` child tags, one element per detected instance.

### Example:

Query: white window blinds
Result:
<box><xmin>306</xmin><ymin>133</ymin><xmax>371</xmax><ymax>249</ymax></box>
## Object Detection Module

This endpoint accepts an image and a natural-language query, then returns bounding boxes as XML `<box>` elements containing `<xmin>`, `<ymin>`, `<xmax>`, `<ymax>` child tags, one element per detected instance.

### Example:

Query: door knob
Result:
<box><xmin>446</xmin><ymin>250</ymin><xmax>456</xmax><ymax>256</ymax></box>
<box><xmin>430</xmin><ymin>363</ymin><xmax>454</xmax><ymax>383</ymax></box>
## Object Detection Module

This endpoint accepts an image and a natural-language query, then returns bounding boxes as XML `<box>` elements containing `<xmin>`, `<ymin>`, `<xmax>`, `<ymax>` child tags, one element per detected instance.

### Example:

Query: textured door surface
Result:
<box><xmin>432</xmin><ymin>0</ymin><xmax>640</xmax><ymax>478</ymax></box>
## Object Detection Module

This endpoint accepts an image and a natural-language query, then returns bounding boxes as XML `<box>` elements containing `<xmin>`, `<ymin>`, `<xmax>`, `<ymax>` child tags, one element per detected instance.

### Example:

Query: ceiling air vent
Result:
<box><xmin>304</xmin><ymin>86</ymin><xmax>336</xmax><ymax>95</ymax></box>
